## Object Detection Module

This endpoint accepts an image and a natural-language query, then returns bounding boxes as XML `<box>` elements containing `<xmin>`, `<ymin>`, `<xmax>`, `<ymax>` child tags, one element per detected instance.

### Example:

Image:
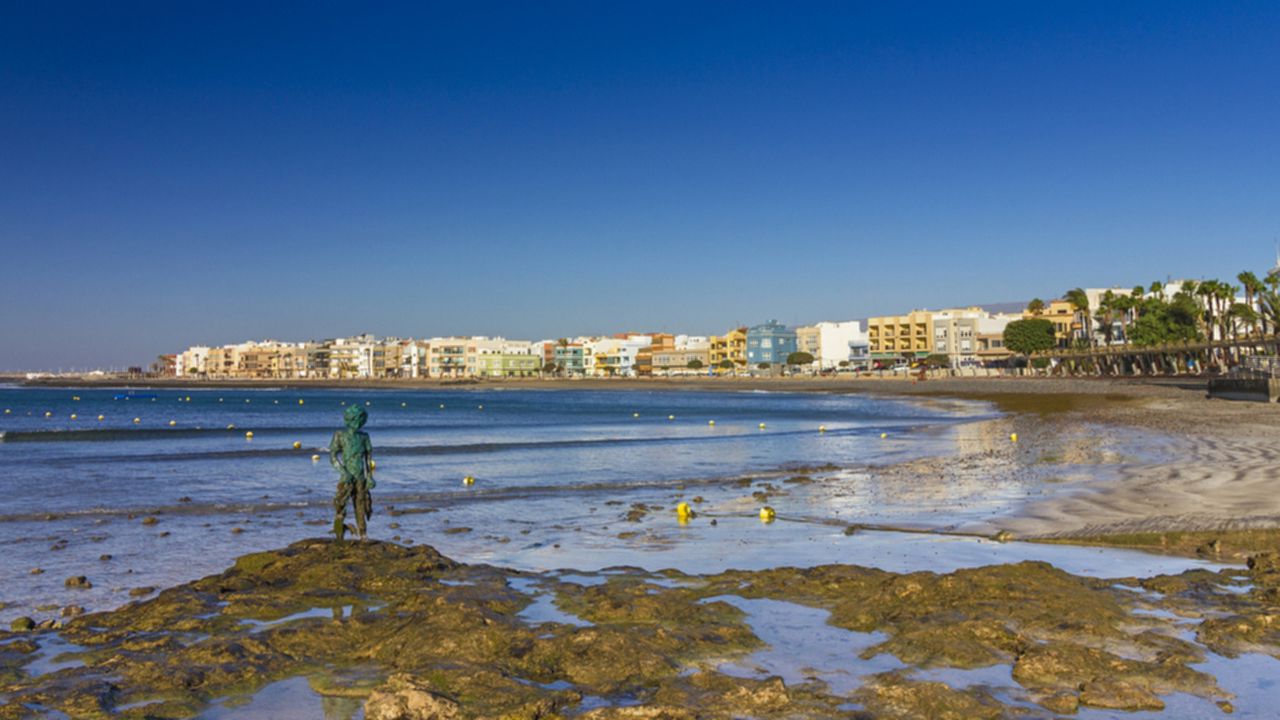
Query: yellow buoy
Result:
<box><xmin>477</xmin><ymin>405</ymin><xmax>484</xmax><ymax>410</ymax></box>
<box><xmin>245</xmin><ymin>399</ymin><xmax>250</xmax><ymax>403</ymax></box>
<box><xmin>1010</xmin><ymin>433</ymin><xmax>1018</xmax><ymax>443</ymax></box>
<box><xmin>3</xmin><ymin>409</ymin><xmax>9</xmax><ymax>414</ymax></box>
<box><xmin>133</xmin><ymin>417</ymin><xmax>140</xmax><ymax>424</ymax></box>
<box><xmin>365</xmin><ymin>401</ymin><xmax>371</xmax><ymax>406</ymax></box>
<box><xmin>169</xmin><ymin>420</ymin><xmax>177</xmax><ymax>426</ymax></box>
<box><xmin>463</xmin><ymin>475</ymin><xmax>475</xmax><ymax>486</ymax></box>
<box><xmin>708</xmin><ymin>420</ymin><xmax>715</xmax><ymax>426</ymax></box>
<box><xmin>632</xmin><ymin>412</ymin><xmax>639</xmax><ymax>418</ymax></box>
<box><xmin>311</xmin><ymin>454</ymin><xmax>320</xmax><ymax>462</ymax></box>
<box><xmin>226</xmin><ymin>424</ymin><xmax>235</xmax><ymax>430</ymax></box>
<box><xmin>668</xmin><ymin>415</ymin><xmax>675</xmax><ymax>420</ymax></box>
<box><xmin>292</xmin><ymin>441</ymin><xmax>302</xmax><ymax>449</ymax></box>
<box><xmin>97</xmin><ymin>415</ymin><xmax>105</xmax><ymax>421</ymax></box>
<box><xmin>370</xmin><ymin>459</ymin><xmax>376</xmax><ymax>469</ymax></box>
<box><xmin>759</xmin><ymin>506</ymin><xmax>776</xmax><ymax>522</ymax></box>
<box><xmin>186</xmin><ymin>397</ymin><xmax>191</xmax><ymax>402</ymax></box>
<box><xmin>401</xmin><ymin>402</ymin><xmax>406</xmax><ymax>407</ymax></box>
<box><xmin>880</xmin><ymin>432</ymin><xmax>887</xmax><ymax>439</ymax></box>
<box><xmin>758</xmin><ymin>423</ymin><xmax>767</xmax><ymax>430</ymax></box>
<box><xmin>677</xmin><ymin>502</ymin><xmax>693</xmax><ymax>524</ymax></box>
<box><xmin>818</xmin><ymin>425</ymin><xmax>827</xmax><ymax>433</ymax></box>
<box><xmin>439</xmin><ymin>404</ymin><xmax>445</xmax><ymax>409</ymax></box>
<box><xmin>44</xmin><ymin>411</ymin><xmax>52</xmax><ymax>418</ymax></box>
<box><xmin>298</xmin><ymin>399</ymin><xmax>304</xmax><ymax>405</ymax></box>
<box><xmin>70</xmin><ymin>414</ymin><xmax>77</xmax><ymax>420</ymax></box>
<box><xmin>245</xmin><ymin>431</ymin><xmax>254</xmax><ymax>439</ymax></box>
<box><xmin>72</xmin><ymin>396</ymin><xmax>80</xmax><ymax>401</ymax></box>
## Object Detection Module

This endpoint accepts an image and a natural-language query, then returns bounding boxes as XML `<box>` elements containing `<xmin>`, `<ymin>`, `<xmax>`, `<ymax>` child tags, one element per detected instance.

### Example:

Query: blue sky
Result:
<box><xmin>2</xmin><ymin>1</ymin><xmax>1277</xmax><ymax>369</ymax></box>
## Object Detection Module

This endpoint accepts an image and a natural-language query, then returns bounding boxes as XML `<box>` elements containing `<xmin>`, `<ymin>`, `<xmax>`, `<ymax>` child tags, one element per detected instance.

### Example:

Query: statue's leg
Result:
<box><xmin>333</xmin><ymin>482</ymin><xmax>351</xmax><ymax>543</ymax></box>
<box><xmin>354</xmin><ymin>483</ymin><xmax>369</xmax><ymax>540</ymax></box>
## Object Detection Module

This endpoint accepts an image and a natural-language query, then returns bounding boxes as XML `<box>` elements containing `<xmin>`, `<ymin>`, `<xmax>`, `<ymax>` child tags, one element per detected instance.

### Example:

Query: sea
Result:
<box><xmin>0</xmin><ymin>385</ymin><xmax>1221</xmax><ymax>622</ymax></box>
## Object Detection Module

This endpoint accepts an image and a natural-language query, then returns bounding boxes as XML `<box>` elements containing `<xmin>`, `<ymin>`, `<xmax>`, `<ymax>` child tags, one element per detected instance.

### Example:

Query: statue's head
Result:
<box><xmin>343</xmin><ymin>405</ymin><xmax>368</xmax><ymax>430</ymax></box>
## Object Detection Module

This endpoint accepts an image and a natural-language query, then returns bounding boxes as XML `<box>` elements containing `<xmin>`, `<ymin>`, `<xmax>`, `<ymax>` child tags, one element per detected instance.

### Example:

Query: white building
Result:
<box><xmin>176</xmin><ymin>346</ymin><xmax>210</xmax><ymax>377</ymax></box>
<box><xmin>583</xmin><ymin>336</ymin><xmax>652</xmax><ymax>377</ymax></box>
<box><xmin>675</xmin><ymin>335</ymin><xmax>710</xmax><ymax>351</ymax></box>
<box><xmin>797</xmin><ymin>321</ymin><xmax>867</xmax><ymax>370</ymax></box>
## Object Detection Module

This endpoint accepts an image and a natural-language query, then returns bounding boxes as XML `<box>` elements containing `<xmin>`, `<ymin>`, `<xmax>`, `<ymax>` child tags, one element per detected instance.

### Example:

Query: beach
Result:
<box><xmin>2</xmin><ymin>378</ymin><xmax>1279</xmax><ymax>718</ymax></box>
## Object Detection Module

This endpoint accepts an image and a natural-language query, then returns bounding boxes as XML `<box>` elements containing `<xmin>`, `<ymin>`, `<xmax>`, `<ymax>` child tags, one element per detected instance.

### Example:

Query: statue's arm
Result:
<box><xmin>364</xmin><ymin>433</ymin><xmax>375</xmax><ymax>488</ymax></box>
<box><xmin>329</xmin><ymin>431</ymin><xmax>344</xmax><ymax>472</ymax></box>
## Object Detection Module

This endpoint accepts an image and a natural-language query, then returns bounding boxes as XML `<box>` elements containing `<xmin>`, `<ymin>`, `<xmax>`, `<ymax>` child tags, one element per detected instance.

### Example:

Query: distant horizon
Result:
<box><xmin>3</xmin><ymin>2</ymin><xmax>1276</xmax><ymax>369</ymax></box>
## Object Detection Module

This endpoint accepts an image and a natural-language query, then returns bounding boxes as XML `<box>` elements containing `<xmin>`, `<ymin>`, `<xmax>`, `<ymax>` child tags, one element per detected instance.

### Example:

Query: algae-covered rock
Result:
<box><xmin>364</xmin><ymin>673</ymin><xmax>460</xmax><ymax>720</ymax></box>
<box><xmin>9</xmin><ymin>617</ymin><xmax>35</xmax><ymax>632</ymax></box>
<box><xmin>852</xmin><ymin>672</ymin><xmax>1003</xmax><ymax>720</ymax></box>
<box><xmin>2</xmin><ymin>537</ymin><xmax>1275</xmax><ymax>719</ymax></box>
<box><xmin>579</xmin><ymin>707</ymin><xmax>694</xmax><ymax>720</ymax></box>
<box><xmin>1079</xmin><ymin>679</ymin><xmax>1165</xmax><ymax>711</ymax></box>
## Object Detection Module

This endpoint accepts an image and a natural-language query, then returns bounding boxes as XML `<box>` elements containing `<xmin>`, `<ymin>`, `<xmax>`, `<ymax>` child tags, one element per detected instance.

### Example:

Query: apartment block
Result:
<box><xmin>709</xmin><ymin>328</ymin><xmax>747</xmax><ymax>371</ymax></box>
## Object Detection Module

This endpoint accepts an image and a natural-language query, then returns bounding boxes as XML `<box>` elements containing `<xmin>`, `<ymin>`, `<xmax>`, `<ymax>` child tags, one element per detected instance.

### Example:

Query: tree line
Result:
<box><xmin>1004</xmin><ymin>267</ymin><xmax>1280</xmax><ymax>364</ymax></box>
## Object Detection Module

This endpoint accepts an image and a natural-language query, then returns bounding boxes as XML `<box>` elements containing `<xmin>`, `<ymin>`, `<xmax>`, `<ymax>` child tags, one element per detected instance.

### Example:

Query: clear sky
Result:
<box><xmin>2</xmin><ymin>2</ymin><xmax>1277</xmax><ymax>370</ymax></box>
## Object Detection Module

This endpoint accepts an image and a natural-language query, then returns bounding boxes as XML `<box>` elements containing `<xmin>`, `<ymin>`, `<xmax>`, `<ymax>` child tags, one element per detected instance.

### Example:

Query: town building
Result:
<box><xmin>709</xmin><ymin>328</ymin><xmax>747</xmax><ymax>372</ymax></box>
<box><xmin>746</xmin><ymin>321</ymin><xmax>798</xmax><ymax>366</ymax></box>
<box><xmin>552</xmin><ymin>342</ymin><xmax>585</xmax><ymax>376</ymax></box>
<box><xmin>1025</xmin><ymin>300</ymin><xmax>1080</xmax><ymax>349</ymax></box>
<box><xmin>475</xmin><ymin>341</ymin><xmax>542</xmax><ymax>378</ymax></box>
<box><xmin>868</xmin><ymin>310</ymin><xmax>934</xmax><ymax>364</ymax></box>
<box><xmin>651</xmin><ymin>347</ymin><xmax>712</xmax><ymax>375</ymax></box>
<box><xmin>795</xmin><ymin>321</ymin><xmax>867</xmax><ymax>370</ymax></box>
<box><xmin>870</xmin><ymin>309</ymin><xmax>1017</xmax><ymax>367</ymax></box>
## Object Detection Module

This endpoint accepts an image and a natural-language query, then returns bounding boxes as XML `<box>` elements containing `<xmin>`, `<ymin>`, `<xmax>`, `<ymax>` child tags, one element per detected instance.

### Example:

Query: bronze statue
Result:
<box><xmin>330</xmin><ymin>405</ymin><xmax>374</xmax><ymax>542</ymax></box>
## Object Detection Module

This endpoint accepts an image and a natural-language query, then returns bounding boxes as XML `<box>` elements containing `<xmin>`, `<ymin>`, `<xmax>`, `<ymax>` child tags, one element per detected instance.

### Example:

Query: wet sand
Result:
<box><xmin>874</xmin><ymin>379</ymin><xmax>1280</xmax><ymax>541</ymax></box>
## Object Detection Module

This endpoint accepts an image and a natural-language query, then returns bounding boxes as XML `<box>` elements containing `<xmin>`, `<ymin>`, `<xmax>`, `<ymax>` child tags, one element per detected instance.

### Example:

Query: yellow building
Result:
<box><xmin>709</xmin><ymin>328</ymin><xmax>747</xmax><ymax>371</ymax></box>
<box><xmin>867</xmin><ymin>311</ymin><xmax>934</xmax><ymax>362</ymax></box>
<box><xmin>1025</xmin><ymin>300</ymin><xmax>1079</xmax><ymax>348</ymax></box>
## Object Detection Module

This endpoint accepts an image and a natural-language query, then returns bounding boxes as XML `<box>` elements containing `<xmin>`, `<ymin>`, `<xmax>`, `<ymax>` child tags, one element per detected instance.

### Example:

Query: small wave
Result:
<box><xmin>0</xmin><ymin>427</ymin><xmax>327</xmax><ymax>443</ymax></box>
<box><xmin>52</xmin><ymin>427</ymin><xmax>873</xmax><ymax>465</ymax></box>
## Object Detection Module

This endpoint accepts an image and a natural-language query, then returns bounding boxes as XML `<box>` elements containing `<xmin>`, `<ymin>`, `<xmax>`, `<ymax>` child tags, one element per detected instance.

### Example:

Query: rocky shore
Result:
<box><xmin>3</xmin><ymin>536</ymin><xmax>1279</xmax><ymax>719</ymax></box>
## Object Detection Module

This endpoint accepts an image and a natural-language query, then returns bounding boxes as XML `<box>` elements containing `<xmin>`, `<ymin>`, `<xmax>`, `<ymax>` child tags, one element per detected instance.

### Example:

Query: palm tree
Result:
<box><xmin>1112</xmin><ymin>293</ymin><xmax>1135</xmax><ymax>346</ymax></box>
<box><xmin>1259</xmin><ymin>288</ymin><xmax>1280</xmax><ymax>337</ymax></box>
<box><xmin>1026</xmin><ymin>298</ymin><xmax>1046</xmax><ymax>316</ymax></box>
<box><xmin>1217</xmin><ymin>283</ymin><xmax>1239</xmax><ymax>343</ymax></box>
<box><xmin>1064</xmin><ymin>288</ymin><xmax>1092</xmax><ymax>348</ymax></box>
<box><xmin>1228</xmin><ymin>304</ymin><xmax>1257</xmax><ymax>342</ymax></box>
<box><xmin>1095</xmin><ymin>290</ymin><xmax>1118</xmax><ymax>346</ymax></box>
<box><xmin>1237</xmin><ymin>271</ymin><xmax>1264</xmax><ymax>337</ymax></box>
<box><xmin>1194</xmin><ymin>280</ymin><xmax>1218</xmax><ymax>341</ymax></box>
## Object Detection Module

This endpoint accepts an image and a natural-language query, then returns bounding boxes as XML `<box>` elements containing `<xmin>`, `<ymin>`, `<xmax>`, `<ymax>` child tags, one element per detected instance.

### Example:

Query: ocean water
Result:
<box><xmin>0</xmin><ymin>385</ymin><xmax>982</xmax><ymax>619</ymax></box>
<box><xmin>0</xmin><ymin>386</ymin><xmax>971</xmax><ymax>515</ymax></box>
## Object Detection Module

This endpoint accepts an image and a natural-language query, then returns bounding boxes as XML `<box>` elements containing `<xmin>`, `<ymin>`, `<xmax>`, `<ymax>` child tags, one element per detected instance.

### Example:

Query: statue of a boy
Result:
<box><xmin>330</xmin><ymin>405</ymin><xmax>374</xmax><ymax>542</ymax></box>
